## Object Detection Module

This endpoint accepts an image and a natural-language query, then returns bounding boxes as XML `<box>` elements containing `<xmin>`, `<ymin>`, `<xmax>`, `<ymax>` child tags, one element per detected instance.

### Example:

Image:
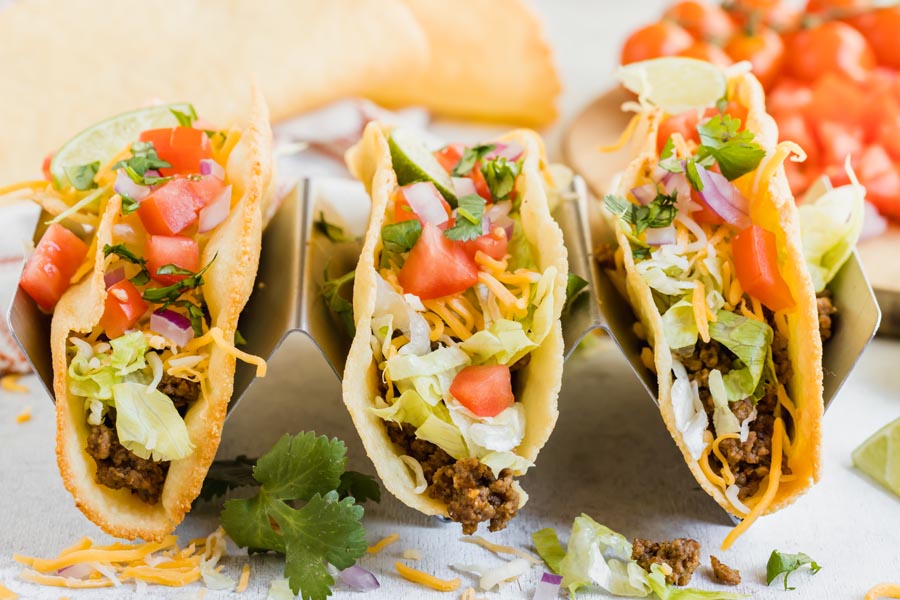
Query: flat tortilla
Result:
<box><xmin>342</xmin><ymin>122</ymin><xmax>567</xmax><ymax>517</ymax></box>
<box><xmin>611</xmin><ymin>72</ymin><xmax>823</xmax><ymax>518</ymax></box>
<box><xmin>0</xmin><ymin>0</ymin><xmax>428</xmax><ymax>184</ymax></box>
<box><xmin>52</xmin><ymin>86</ymin><xmax>272</xmax><ymax>541</ymax></box>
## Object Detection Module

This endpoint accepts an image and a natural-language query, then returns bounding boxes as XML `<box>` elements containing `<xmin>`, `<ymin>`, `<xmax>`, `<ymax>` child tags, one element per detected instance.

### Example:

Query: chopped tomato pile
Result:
<box><xmin>621</xmin><ymin>0</ymin><xmax>900</xmax><ymax>222</ymax></box>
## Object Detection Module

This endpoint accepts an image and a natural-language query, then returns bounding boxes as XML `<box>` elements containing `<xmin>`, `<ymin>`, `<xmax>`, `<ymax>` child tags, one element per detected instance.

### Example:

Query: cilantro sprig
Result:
<box><xmin>315</xmin><ymin>211</ymin><xmax>355</xmax><ymax>243</ymax></box>
<box><xmin>114</xmin><ymin>141</ymin><xmax>172</xmax><ymax>186</ymax></box>
<box><xmin>170</xmin><ymin>105</ymin><xmax>198</xmax><ymax>128</ymax></box>
<box><xmin>444</xmin><ymin>194</ymin><xmax>486</xmax><ymax>242</ymax></box>
<box><xmin>103</xmin><ymin>243</ymin><xmax>151</xmax><ymax>286</ymax></box>
<box><xmin>603</xmin><ymin>190</ymin><xmax>677</xmax><ymax>235</ymax></box>
<box><xmin>65</xmin><ymin>162</ymin><xmax>100</xmax><ymax>191</ymax></box>
<box><xmin>696</xmin><ymin>114</ymin><xmax>765</xmax><ymax>181</ymax></box>
<box><xmin>766</xmin><ymin>550</ymin><xmax>822</xmax><ymax>590</ymax></box>
<box><xmin>219</xmin><ymin>432</ymin><xmax>376</xmax><ymax>600</ymax></box>
<box><xmin>141</xmin><ymin>255</ymin><xmax>216</xmax><ymax>307</ymax></box>
<box><xmin>563</xmin><ymin>272</ymin><xmax>589</xmax><ymax>313</ymax></box>
<box><xmin>452</xmin><ymin>144</ymin><xmax>495</xmax><ymax>177</ymax></box>
<box><xmin>381</xmin><ymin>220</ymin><xmax>422</xmax><ymax>253</ymax></box>
<box><xmin>323</xmin><ymin>267</ymin><xmax>355</xmax><ymax>338</ymax></box>
<box><xmin>481</xmin><ymin>156</ymin><xmax>520</xmax><ymax>201</ymax></box>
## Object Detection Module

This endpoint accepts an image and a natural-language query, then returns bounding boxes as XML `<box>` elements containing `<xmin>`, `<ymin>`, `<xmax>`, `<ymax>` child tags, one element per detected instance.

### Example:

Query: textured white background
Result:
<box><xmin>2</xmin><ymin>0</ymin><xmax>900</xmax><ymax>598</ymax></box>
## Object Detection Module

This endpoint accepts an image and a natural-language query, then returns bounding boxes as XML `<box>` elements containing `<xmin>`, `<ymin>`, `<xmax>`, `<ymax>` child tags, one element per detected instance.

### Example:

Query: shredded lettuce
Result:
<box><xmin>671</xmin><ymin>360</ymin><xmax>708</xmax><ymax>461</ymax></box>
<box><xmin>448</xmin><ymin>403</ymin><xmax>526</xmax><ymax>455</ymax></box>
<box><xmin>113</xmin><ymin>382</ymin><xmax>194</xmax><ymax>461</ymax></box>
<box><xmin>527</xmin><ymin>267</ymin><xmax>558</xmax><ymax>347</ymax></box>
<box><xmin>371</xmin><ymin>390</ymin><xmax>433</xmax><ymax>428</ymax></box>
<box><xmin>661</xmin><ymin>301</ymin><xmax>699</xmax><ymax>350</ymax></box>
<box><xmin>709</xmin><ymin>369</ymin><xmax>740</xmax><ymax>437</ymax></box>
<box><xmin>480</xmin><ymin>451</ymin><xmax>533</xmax><ymax>478</ymax></box>
<box><xmin>635</xmin><ymin>246</ymin><xmax>696</xmax><ymax>296</ymax></box>
<box><xmin>708</xmin><ymin>311</ymin><xmax>773</xmax><ymax>402</ymax></box>
<box><xmin>371</xmin><ymin>390</ymin><xmax>468</xmax><ymax>460</ymax></box>
<box><xmin>386</xmin><ymin>346</ymin><xmax>469</xmax><ymax>406</ymax></box>
<box><xmin>532</xmin><ymin>527</ymin><xmax>566</xmax><ymax>574</ymax></box>
<box><xmin>507</xmin><ymin>219</ymin><xmax>537</xmax><ymax>271</ymax></box>
<box><xmin>373</xmin><ymin>274</ymin><xmax>430</xmax><ymax>356</ymax></box>
<box><xmin>798</xmin><ymin>166</ymin><xmax>865</xmax><ymax>292</ymax></box>
<box><xmin>109</xmin><ymin>332</ymin><xmax>149</xmax><ymax>375</ymax></box>
<box><xmin>459</xmin><ymin>319</ymin><xmax>537</xmax><ymax>365</ymax></box>
<box><xmin>416</xmin><ymin>414</ymin><xmax>468</xmax><ymax>460</ymax></box>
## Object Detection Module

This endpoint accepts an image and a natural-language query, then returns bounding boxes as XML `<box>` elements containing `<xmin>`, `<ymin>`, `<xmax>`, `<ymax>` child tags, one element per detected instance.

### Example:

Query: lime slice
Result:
<box><xmin>50</xmin><ymin>103</ymin><xmax>193</xmax><ymax>189</ymax></box>
<box><xmin>852</xmin><ymin>416</ymin><xmax>900</xmax><ymax>498</ymax></box>
<box><xmin>617</xmin><ymin>57</ymin><xmax>727</xmax><ymax>114</ymax></box>
<box><xmin>388</xmin><ymin>128</ymin><xmax>457</xmax><ymax>206</ymax></box>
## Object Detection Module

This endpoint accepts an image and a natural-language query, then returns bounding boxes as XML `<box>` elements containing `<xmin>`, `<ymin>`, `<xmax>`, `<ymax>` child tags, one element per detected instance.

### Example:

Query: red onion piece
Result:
<box><xmin>453</xmin><ymin>177</ymin><xmax>478</xmax><ymax>198</ymax></box>
<box><xmin>694</xmin><ymin>164</ymin><xmax>751</xmax><ymax>228</ymax></box>
<box><xmin>56</xmin><ymin>563</ymin><xmax>94</xmax><ymax>579</ymax></box>
<box><xmin>150</xmin><ymin>309</ymin><xmax>195</xmax><ymax>347</ymax></box>
<box><xmin>645</xmin><ymin>225</ymin><xmax>676</xmax><ymax>246</ymax></box>
<box><xmin>861</xmin><ymin>200</ymin><xmax>887</xmax><ymax>241</ymax></box>
<box><xmin>114</xmin><ymin>169</ymin><xmax>150</xmax><ymax>202</ymax></box>
<box><xmin>401</xmin><ymin>182</ymin><xmax>449</xmax><ymax>226</ymax></box>
<box><xmin>198</xmin><ymin>185</ymin><xmax>232</xmax><ymax>232</ymax></box>
<box><xmin>104</xmin><ymin>267</ymin><xmax>126</xmax><ymax>289</ymax></box>
<box><xmin>199</xmin><ymin>158</ymin><xmax>225</xmax><ymax>180</ymax></box>
<box><xmin>338</xmin><ymin>565</ymin><xmax>379</xmax><ymax>592</ymax></box>
<box><xmin>630</xmin><ymin>183</ymin><xmax>658</xmax><ymax>206</ymax></box>
<box><xmin>533</xmin><ymin>572</ymin><xmax>562</xmax><ymax>600</ymax></box>
<box><xmin>486</xmin><ymin>142</ymin><xmax>524</xmax><ymax>162</ymax></box>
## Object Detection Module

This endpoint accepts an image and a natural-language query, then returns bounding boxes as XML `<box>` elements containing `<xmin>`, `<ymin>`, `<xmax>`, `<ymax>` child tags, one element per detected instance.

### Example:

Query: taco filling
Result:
<box><xmin>367</xmin><ymin>137</ymin><xmax>559</xmax><ymax>533</ymax></box>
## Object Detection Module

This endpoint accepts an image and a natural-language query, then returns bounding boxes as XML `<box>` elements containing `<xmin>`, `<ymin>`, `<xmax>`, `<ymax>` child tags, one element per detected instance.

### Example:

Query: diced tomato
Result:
<box><xmin>397</xmin><ymin>223</ymin><xmax>478</xmax><ymax>300</ymax></box>
<box><xmin>657</xmin><ymin>110</ymin><xmax>701</xmax><ymax>155</ymax></box>
<box><xmin>145</xmin><ymin>235</ymin><xmax>200</xmax><ymax>285</ymax></box>
<box><xmin>732</xmin><ymin>225</ymin><xmax>794</xmax><ymax>312</ymax></box>
<box><xmin>434</xmin><ymin>144</ymin><xmax>463</xmax><ymax>174</ymax></box>
<box><xmin>393</xmin><ymin>184</ymin><xmax>452</xmax><ymax>225</ymax></box>
<box><xmin>461</xmin><ymin>227</ymin><xmax>509</xmax><ymax>260</ymax></box>
<box><xmin>138</xmin><ymin>127</ymin><xmax>211</xmax><ymax>176</ymax></box>
<box><xmin>767</xmin><ymin>79</ymin><xmax>813</xmax><ymax>115</ymax></box>
<box><xmin>689</xmin><ymin>189</ymin><xmax>725</xmax><ymax>225</ymax></box>
<box><xmin>806</xmin><ymin>73</ymin><xmax>868</xmax><ymax>127</ymax></box>
<box><xmin>137</xmin><ymin>179</ymin><xmax>199</xmax><ymax>235</ymax></box>
<box><xmin>469</xmin><ymin>165</ymin><xmax>492</xmax><ymax>201</ymax></box>
<box><xmin>19</xmin><ymin>224</ymin><xmax>89</xmax><ymax>312</ymax></box>
<box><xmin>449</xmin><ymin>365</ymin><xmax>515</xmax><ymax>418</ymax></box>
<box><xmin>99</xmin><ymin>280</ymin><xmax>148</xmax><ymax>339</ymax></box>
<box><xmin>707</xmin><ymin>102</ymin><xmax>749</xmax><ymax>129</ymax></box>
<box><xmin>42</xmin><ymin>153</ymin><xmax>53</xmax><ymax>182</ymax></box>
<box><xmin>186</xmin><ymin>176</ymin><xmax>228</xmax><ymax>210</ymax></box>
<box><xmin>814</xmin><ymin>120</ymin><xmax>864</xmax><ymax>167</ymax></box>
<box><xmin>856</xmin><ymin>144</ymin><xmax>900</xmax><ymax>220</ymax></box>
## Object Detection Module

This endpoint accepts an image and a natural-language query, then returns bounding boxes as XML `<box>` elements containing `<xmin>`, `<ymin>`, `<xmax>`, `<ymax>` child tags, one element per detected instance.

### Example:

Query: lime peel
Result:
<box><xmin>852</xmin><ymin>416</ymin><xmax>900</xmax><ymax>498</ymax></box>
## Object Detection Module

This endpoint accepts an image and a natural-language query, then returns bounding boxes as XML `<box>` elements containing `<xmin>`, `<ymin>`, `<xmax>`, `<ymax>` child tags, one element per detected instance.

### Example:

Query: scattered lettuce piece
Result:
<box><xmin>532</xmin><ymin>528</ymin><xmax>566</xmax><ymax>574</ymax></box>
<box><xmin>766</xmin><ymin>550</ymin><xmax>821</xmax><ymax>591</ymax></box>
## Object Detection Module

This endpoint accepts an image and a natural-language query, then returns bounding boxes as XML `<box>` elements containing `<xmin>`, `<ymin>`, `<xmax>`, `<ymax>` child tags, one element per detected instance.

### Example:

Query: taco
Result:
<box><xmin>601</xmin><ymin>62</ymin><xmax>825</xmax><ymax>548</ymax></box>
<box><xmin>10</xmin><ymin>89</ymin><xmax>272</xmax><ymax>540</ymax></box>
<box><xmin>343</xmin><ymin>123</ymin><xmax>567</xmax><ymax>533</ymax></box>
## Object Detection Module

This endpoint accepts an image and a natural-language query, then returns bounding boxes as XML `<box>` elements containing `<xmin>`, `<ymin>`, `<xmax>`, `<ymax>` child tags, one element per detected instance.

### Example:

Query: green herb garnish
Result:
<box><xmin>767</xmin><ymin>551</ymin><xmax>822</xmax><ymax>590</ymax></box>
<box><xmin>563</xmin><ymin>272</ymin><xmax>589</xmax><ymax>313</ymax></box>
<box><xmin>603</xmin><ymin>191</ymin><xmax>677</xmax><ymax>235</ymax></box>
<box><xmin>234</xmin><ymin>329</ymin><xmax>247</xmax><ymax>346</ymax></box>
<box><xmin>170</xmin><ymin>104</ymin><xmax>198</xmax><ymax>128</ymax></box>
<box><xmin>314</xmin><ymin>211</ymin><xmax>354</xmax><ymax>243</ymax></box>
<box><xmin>142</xmin><ymin>255</ymin><xmax>216</xmax><ymax>306</ymax></box>
<box><xmin>696</xmin><ymin>114</ymin><xmax>766</xmax><ymax>181</ymax></box>
<box><xmin>381</xmin><ymin>220</ymin><xmax>422</xmax><ymax>253</ymax></box>
<box><xmin>114</xmin><ymin>141</ymin><xmax>172</xmax><ymax>186</ymax></box>
<box><xmin>452</xmin><ymin>144</ymin><xmax>495</xmax><ymax>177</ymax></box>
<box><xmin>481</xmin><ymin>156</ymin><xmax>520</xmax><ymax>201</ymax></box>
<box><xmin>64</xmin><ymin>162</ymin><xmax>100</xmax><ymax>191</ymax></box>
<box><xmin>102</xmin><ymin>243</ymin><xmax>151</xmax><ymax>286</ymax></box>
<box><xmin>323</xmin><ymin>268</ymin><xmax>355</xmax><ymax>338</ymax></box>
<box><xmin>444</xmin><ymin>194</ymin><xmax>485</xmax><ymax>242</ymax></box>
<box><xmin>120</xmin><ymin>194</ymin><xmax>141</xmax><ymax>215</ymax></box>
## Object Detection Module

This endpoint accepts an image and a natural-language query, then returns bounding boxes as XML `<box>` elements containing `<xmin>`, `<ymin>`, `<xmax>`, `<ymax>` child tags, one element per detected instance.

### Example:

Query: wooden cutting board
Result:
<box><xmin>562</xmin><ymin>87</ymin><xmax>900</xmax><ymax>334</ymax></box>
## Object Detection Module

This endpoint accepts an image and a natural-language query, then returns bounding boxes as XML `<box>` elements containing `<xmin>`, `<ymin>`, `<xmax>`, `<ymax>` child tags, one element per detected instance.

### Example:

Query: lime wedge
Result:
<box><xmin>388</xmin><ymin>128</ymin><xmax>457</xmax><ymax>206</ymax></box>
<box><xmin>852</xmin><ymin>416</ymin><xmax>900</xmax><ymax>498</ymax></box>
<box><xmin>50</xmin><ymin>103</ymin><xmax>193</xmax><ymax>189</ymax></box>
<box><xmin>617</xmin><ymin>57</ymin><xmax>727</xmax><ymax>114</ymax></box>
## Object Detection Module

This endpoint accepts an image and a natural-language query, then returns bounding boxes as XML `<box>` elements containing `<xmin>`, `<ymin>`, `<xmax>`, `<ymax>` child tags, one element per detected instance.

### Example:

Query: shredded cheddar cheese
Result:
<box><xmin>692</xmin><ymin>282</ymin><xmax>710</xmax><ymax>343</ymax></box>
<box><xmin>866</xmin><ymin>583</ymin><xmax>900</xmax><ymax>599</ymax></box>
<box><xmin>423</xmin><ymin>300</ymin><xmax>474</xmax><ymax>341</ymax></box>
<box><xmin>711</xmin><ymin>434</ymin><xmax>740</xmax><ymax>487</ymax></box>
<box><xmin>1</xmin><ymin>375</ymin><xmax>28</xmax><ymax>393</ymax></box>
<box><xmin>699</xmin><ymin>444</ymin><xmax>727</xmax><ymax>489</ymax></box>
<box><xmin>15</xmin><ymin>408</ymin><xmax>31</xmax><ymax>424</ymax></box>
<box><xmin>0</xmin><ymin>582</ymin><xmax>17</xmax><ymax>599</ymax></box>
<box><xmin>423</xmin><ymin>312</ymin><xmax>445</xmax><ymax>341</ymax></box>
<box><xmin>721</xmin><ymin>417</ymin><xmax>784</xmax><ymax>550</ymax></box>
<box><xmin>20</xmin><ymin>571</ymin><xmax>113</xmax><ymax>589</ymax></box>
<box><xmin>599</xmin><ymin>113</ymin><xmax>641</xmax><ymax>152</ymax></box>
<box><xmin>394</xmin><ymin>562</ymin><xmax>460</xmax><ymax>592</ymax></box>
<box><xmin>367</xmin><ymin>533</ymin><xmax>400</xmax><ymax>555</ymax></box>
<box><xmin>460</xmin><ymin>587</ymin><xmax>477</xmax><ymax>600</ymax></box>
<box><xmin>460</xmin><ymin>536</ymin><xmax>540</xmax><ymax>564</ymax></box>
<box><xmin>235</xmin><ymin>564</ymin><xmax>250</xmax><ymax>593</ymax></box>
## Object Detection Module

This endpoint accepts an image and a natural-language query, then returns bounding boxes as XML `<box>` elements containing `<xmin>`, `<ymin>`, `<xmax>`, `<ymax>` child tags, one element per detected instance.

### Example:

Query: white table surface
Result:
<box><xmin>3</xmin><ymin>1</ymin><xmax>900</xmax><ymax>598</ymax></box>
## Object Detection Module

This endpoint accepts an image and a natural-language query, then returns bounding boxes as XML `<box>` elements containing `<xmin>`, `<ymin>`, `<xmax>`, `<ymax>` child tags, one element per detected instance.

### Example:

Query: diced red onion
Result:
<box><xmin>56</xmin><ymin>563</ymin><xmax>94</xmax><ymax>579</ymax></box>
<box><xmin>114</xmin><ymin>169</ymin><xmax>150</xmax><ymax>202</ymax></box>
<box><xmin>486</xmin><ymin>142</ymin><xmax>524</xmax><ymax>162</ymax></box>
<box><xmin>338</xmin><ymin>565</ymin><xmax>379</xmax><ymax>592</ymax></box>
<box><xmin>198</xmin><ymin>185</ymin><xmax>232</xmax><ymax>232</ymax></box>
<box><xmin>453</xmin><ymin>177</ymin><xmax>478</xmax><ymax>198</ymax></box>
<box><xmin>533</xmin><ymin>572</ymin><xmax>562</xmax><ymax>600</ymax></box>
<box><xmin>645</xmin><ymin>225</ymin><xmax>676</xmax><ymax>246</ymax></box>
<box><xmin>145</xmin><ymin>169</ymin><xmax>161</xmax><ymax>179</ymax></box>
<box><xmin>861</xmin><ymin>200</ymin><xmax>888</xmax><ymax>241</ymax></box>
<box><xmin>630</xmin><ymin>183</ymin><xmax>658</xmax><ymax>206</ymax></box>
<box><xmin>199</xmin><ymin>158</ymin><xmax>225</xmax><ymax>180</ymax></box>
<box><xmin>104</xmin><ymin>267</ymin><xmax>126</xmax><ymax>289</ymax></box>
<box><xmin>694</xmin><ymin>164</ymin><xmax>751</xmax><ymax>228</ymax></box>
<box><xmin>150</xmin><ymin>309</ymin><xmax>195</xmax><ymax>347</ymax></box>
<box><xmin>402</xmin><ymin>182</ymin><xmax>449</xmax><ymax>226</ymax></box>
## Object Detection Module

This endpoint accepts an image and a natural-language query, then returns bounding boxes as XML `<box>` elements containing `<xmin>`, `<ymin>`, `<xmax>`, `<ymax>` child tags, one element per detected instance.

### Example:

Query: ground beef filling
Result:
<box><xmin>84</xmin><ymin>374</ymin><xmax>201</xmax><ymax>503</ymax></box>
<box><xmin>386</xmin><ymin>422</ymin><xmax>520</xmax><ymax>534</ymax></box>
<box><xmin>817</xmin><ymin>291</ymin><xmax>836</xmax><ymax>342</ymax></box>
<box><xmin>86</xmin><ymin>421</ymin><xmax>168</xmax><ymax>504</ymax></box>
<box><xmin>710</xmin><ymin>555</ymin><xmax>741</xmax><ymax>585</ymax></box>
<box><xmin>632</xmin><ymin>538</ymin><xmax>701</xmax><ymax>586</ymax></box>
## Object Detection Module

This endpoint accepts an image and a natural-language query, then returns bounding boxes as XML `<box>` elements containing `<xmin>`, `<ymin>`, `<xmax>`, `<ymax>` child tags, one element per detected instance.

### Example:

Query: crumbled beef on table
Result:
<box><xmin>632</xmin><ymin>537</ymin><xmax>701</xmax><ymax>586</ymax></box>
<box><xmin>86</xmin><ymin>422</ymin><xmax>168</xmax><ymax>504</ymax></box>
<box><xmin>710</xmin><ymin>555</ymin><xmax>741</xmax><ymax>585</ymax></box>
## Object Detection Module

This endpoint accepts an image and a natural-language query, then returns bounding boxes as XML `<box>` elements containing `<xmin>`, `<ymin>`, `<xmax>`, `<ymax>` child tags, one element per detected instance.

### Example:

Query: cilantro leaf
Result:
<box><xmin>337</xmin><ymin>471</ymin><xmax>381</xmax><ymax>504</ymax></box>
<box><xmin>65</xmin><ymin>162</ymin><xmax>100</xmax><ymax>191</ymax></box>
<box><xmin>603</xmin><ymin>192</ymin><xmax>677</xmax><ymax>235</ymax></box>
<box><xmin>563</xmin><ymin>272</ymin><xmax>589</xmax><ymax>313</ymax></box>
<box><xmin>766</xmin><ymin>550</ymin><xmax>822</xmax><ymax>590</ymax></box>
<box><xmin>322</xmin><ymin>267</ymin><xmax>355</xmax><ymax>337</ymax></box>
<box><xmin>444</xmin><ymin>194</ymin><xmax>485</xmax><ymax>241</ymax></box>
<box><xmin>481</xmin><ymin>157</ymin><xmax>520</xmax><ymax>201</ymax></box>
<box><xmin>170</xmin><ymin>105</ymin><xmax>198</xmax><ymax>128</ymax></box>
<box><xmin>219</xmin><ymin>433</ymin><xmax>369</xmax><ymax>600</ymax></box>
<box><xmin>696</xmin><ymin>114</ymin><xmax>765</xmax><ymax>181</ymax></box>
<box><xmin>234</xmin><ymin>329</ymin><xmax>247</xmax><ymax>346</ymax></box>
<box><xmin>142</xmin><ymin>254</ymin><xmax>216</xmax><ymax>306</ymax></box>
<box><xmin>381</xmin><ymin>220</ymin><xmax>422</xmax><ymax>253</ymax></box>
<box><xmin>114</xmin><ymin>141</ymin><xmax>172</xmax><ymax>185</ymax></box>
<box><xmin>103</xmin><ymin>243</ymin><xmax>151</xmax><ymax>286</ymax></box>
<box><xmin>120</xmin><ymin>194</ymin><xmax>141</xmax><ymax>215</ymax></box>
<box><xmin>176</xmin><ymin>300</ymin><xmax>207</xmax><ymax>336</ymax></box>
<box><xmin>452</xmin><ymin>144</ymin><xmax>495</xmax><ymax>176</ymax></box>
<box><xmin>315</xmin><ymin>211</ymin><xmax>355</xmax><ymax>243</ymax></box>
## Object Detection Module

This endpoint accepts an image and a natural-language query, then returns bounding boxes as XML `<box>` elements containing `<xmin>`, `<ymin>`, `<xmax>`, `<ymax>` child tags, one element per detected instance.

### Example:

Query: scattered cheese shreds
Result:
<box><xmin>0</xmin><ymin>582</ymin><xmax>17</xmax><ymax>599</ymax></box>
<box><xmin>15</xmin><ymin>408</ymin><xmax>31</xmax><ymax>424</ymax></box>
<box><xmin>1</xmin><ymin>375</ymin><xmax>28</xmax><ymax>393</ymax></box>
<box><xmin>402</xmin><ymin>549</ymin><xmax>421</xmax><ymax>561</ymax></box>
<box><xmin>867</xmin><ymin>583</ymin><xmax>900</xmax><ymax>600</ymax></box>
<box><xmin>236</xmin><ymin>563</ymin><xmax>251</xmax><ymax>593</ymax></box>
<box><xmin>460</xmin><ymin>587</ymin><xmax>476</xmax><ymax>600</ymax></box>
<box><xmin>460</xmin><ymin>536</ymin><xmax>540</xmax><ymax>564</ymax></box>
<box><xmin>394</xmin><ymin>562</ymin><xmax>460</xmax><ymax>592</ymax></box>
<box><xmin>367</xmin><ymin>533</ymin><xmax>400</xmax><ymax>555</ymax></box>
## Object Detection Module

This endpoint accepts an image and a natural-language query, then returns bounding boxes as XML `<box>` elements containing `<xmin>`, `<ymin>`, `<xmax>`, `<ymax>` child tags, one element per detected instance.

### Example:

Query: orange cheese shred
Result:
<box><xmin>19</xmin><ymin>571</ymin><xmax>112</xmax><ymax>589</ymax></box>
<box><xmin>367</xmin><ymin>533</ymin><xmax>400</xmax><ymax>555</ymax></box>
<box><xmin>236</xmin><ymin>563</ymin><xmax>251</xmax><ymax>593</ymax></box>
<box><xmin>1</xmin><ymin>375</ymin><xmax>28</xmax><ymax>393</ymax></box>
<box><xmin>0</xmin><ymin>582</ymin><xmax>17</xmax><ymax>599</ymax></box>
<box><xmin>866</xmin><ymin>583</ymin><xmax>900</xmax><ymax>600</ymax></box>
<box><xmin>692</xmin><ymin>282</ymin><xmax>710</xmax><ymax>343</ymax></box>
<box><xmin>15</xmin><ymin>408</ymin><xmax>31</xmax><ymax>424</ymax></box>
<box><xmin>394</xmin><ymin>562</ymin><xmax>460</xmax><ymax>592</ymax></box>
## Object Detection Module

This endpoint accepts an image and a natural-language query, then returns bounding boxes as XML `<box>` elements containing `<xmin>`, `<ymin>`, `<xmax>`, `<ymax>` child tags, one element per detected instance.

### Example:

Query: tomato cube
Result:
<box><xmin>450</xmin><ymin>365</ymin><xmax>515</xmax><ymax>418</ymax></box>
<box><xmin>139</xmin><ymin>127</ymin><xmax>211</xmax><ymax>176</ymax></box>
<box><xmin>732</xmin><ymin>225</ymin><xmax>794</xmax><ymax>312</ymax></box>
<box><xmin>397</xmin><ymin>223</ymin><xmax>478</xmax><ymax>300</ymax></box>
<box><xmin>137</xmin><ymin>179</ymin><xmax>199</xmax><ymax>235</ymax></box>
<box><xmin>186</xmin><ymin>176</ymin><xmax>228</xmax><ymax>210</ymax></box>
<box><xmin>461</xmin><ymin>227</ymin><xmax>509</xmax><ymax>260</ymax></box>
<box><xmin>145</xmin><ymin>235</ymin><xmax>200</xmax><ymax>285</ymax></box>
<box><xmin>434</xmin><ymin>144</ymin><xmax>464</xmax><ymax>174</ymax></box>
<box><xmin>19</xmin><ymin>224</ymin><xmax>89</xmax><ymax>312</ymax></box>
<box><xmin>100</xmin><ymin>280</ymin><xmax>148</xmax><ymax>339</ymax></box>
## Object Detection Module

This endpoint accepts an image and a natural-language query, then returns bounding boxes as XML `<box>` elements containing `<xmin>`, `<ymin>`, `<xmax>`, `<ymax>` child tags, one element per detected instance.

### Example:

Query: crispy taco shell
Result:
<box><xmin>52</xmin><ymin>87</ymin><xmax>272</xmax><ymax>541</ymax></box>
<box><xmin>342</xmin><ymin>122</ymin><xmax>567</xmax><ymax>518</ymax></box>
<box><xmin>612</xmin><ymin>72</ymin><xmax>823</xmax><ymax>518</ymax></box>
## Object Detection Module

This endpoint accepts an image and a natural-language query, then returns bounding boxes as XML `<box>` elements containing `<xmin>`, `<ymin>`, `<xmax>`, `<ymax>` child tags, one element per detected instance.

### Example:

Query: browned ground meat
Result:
<box><xmin>817</xmin><ymin>292</ymin><xmax>836</xmax><ymax>342</ymax></box>
<box><xmin>86</xmin><ymin>422</ymin><xmax>168</xmax><ymax>504</ymax></box>
<box><xmin>632</xmin><ymin>538</ymin><xmax>701</xmax><ymax>586</ymax></box>
<box><xmin>430</xmin><ymin>458</ymin><xmax>519</xmax><ymax>535</ymax></box>
<box><xmin>386</xmin><ymin>422</ymin><xmax>519</xmax><ymax>534</ymax></box>
<box><xmin>710</xmin><ymin>555</ymin><xmax>741</xmax><ymax>585</ymax></box>
<box><xmin>157</xmin><ymin>373</ymin><xmax>201</xmax><ymax>415</ymax></box>
<box><xmin>594</xmin><ymin>242</ymin><xmax>616</xmax><ymax>270</ymax></box>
